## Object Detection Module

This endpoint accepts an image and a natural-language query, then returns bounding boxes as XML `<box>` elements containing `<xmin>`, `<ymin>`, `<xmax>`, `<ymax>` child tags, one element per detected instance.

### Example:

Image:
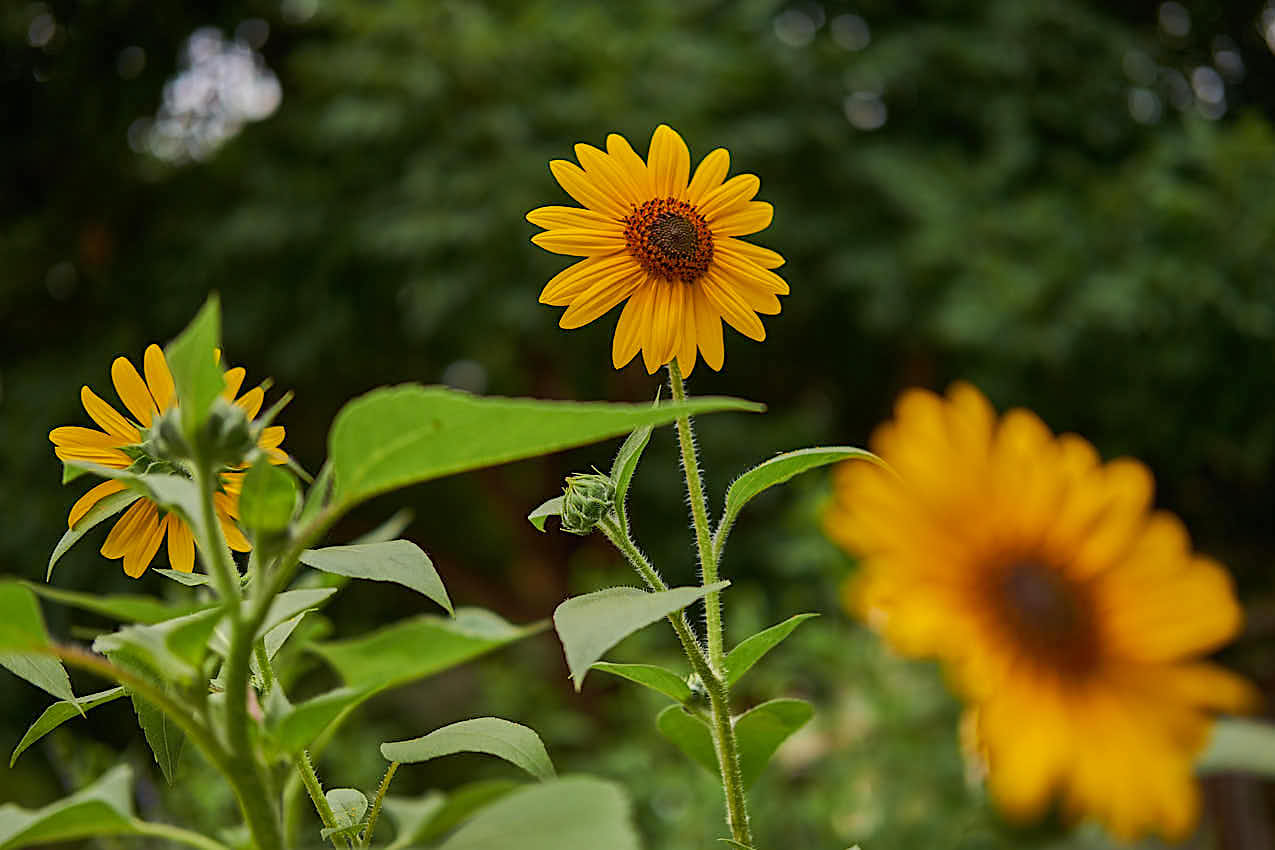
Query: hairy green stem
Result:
<box><xmin>296</xmin><ymin>750</ymin><xmax>347</xmax><ymax>849</ymax></box>
<box><xmin>665</xmin><ymin>361</ymin><xmax>754</xmax><ymax>847</ymax></box>
<box><xmin>667</xmin><ymin>362</ymin><xmax>725</xmax><ymax>672</ymax></box>
<box><xmin>130</xmin><ymin>819</ymin><xmax>234</xmax><ymax>850</ymax></box>
<box><xmin>361</xmin><ymin>761</ymin><xmax>399</xmax><ymax>848</ymax></box>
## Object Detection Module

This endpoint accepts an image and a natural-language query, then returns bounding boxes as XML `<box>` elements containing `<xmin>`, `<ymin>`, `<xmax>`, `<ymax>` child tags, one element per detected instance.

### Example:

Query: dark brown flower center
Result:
<box><xmin>623</xmin><ymin>198</ymin><xmax>714</xmax><ymax>282</ymax></box>
<box><xmin>992</xmin><ymin>560</ymin><xmax>1098</xmax><ymax>673</ymax></box>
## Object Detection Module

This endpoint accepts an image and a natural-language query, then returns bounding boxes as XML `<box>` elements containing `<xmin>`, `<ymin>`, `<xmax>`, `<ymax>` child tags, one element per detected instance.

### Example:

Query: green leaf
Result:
<box><xmin>257</xmin><ymin>588</ymin><xmax>337</xmax><ymax>639</ymax></box>
<box><xmin>152</xmin><ymin>569</ymin><xmax>211</xmax><ymax>587</ymax></box>
<box><xmin>47</xmin><ymin>490</ymin><xmax>140</xmax><ymax>580</ymax></box>
<box><xmin>382</xmin><ymin>717</ymin><xmax>555</xmax><ymax>781</ymax></box>
<box><xmin>590</xmin><ymin>662</ymin><xmax>692</xmax><ymax>703</ymax></box>
<box><xmin>329</xmin><ymin>385</ymin><xmax>761</xmax><ymax>508</ymax></box>
<box><xmin>657</xmin><ymin>698</ymin><xmax>815</xmax><ymax>788</ymax></box>
<box><xmin>127</xmin><ymin>683</ymin><xmax>185</xmax><ymax>785</ymax></box>
<box><xmin>527</xmin><ymin>497</ymin><xmax>563</xmax><ymax>533</ymax></box>
<box><xmin>724</xmin><ymin>613</ymin><xmax>819</xmax><ymax>686</ymax></box>
<box><xmin>10</xmin><ymin>688</ymin><xmax>126</xmax><ymax>767</ymax></box>
<box><xmin>718</xmin><ymin>447</ymin><xmax>884</xmax><ymax>546</ymax></box>
<box><xmin>434</xmin><ymin>777</ymin><xmax>639</xmax><ymax>850</ymax></box>
<box><xmin>238</xmin><ymin>459</ymin><xmax>297</xmax><ymax>535</ymax></box>
<box><xmin>0</xmin><ymin>581</ymin><xmax>54</xmax><ymax>653</ymax></box>
<box><xmin>325</xmin><ymin>788</ymin><xmax>368</xmax><ymax>828</ymax></box>
<box><xmin>164</xmin><ymin>294</ymin><xmax>223</xmax><ymax>434</ymax></box>
<box><xmin>0</xmin><ymin>654</ymin><xmax>74</xmax><ymax>704</ymax></box>
<box><xmin>608</xmin><ymin>408</ymin><xmax>655</xmax><ymax>525</ymax></box>
<box><xmin>61</xmin><ymin>462</ymin><xmax>87</xmax><ymax>485</ymax></box>
<box><xmin>0</xmin><ymin>764</ymin><xmax>136</xmax><ymax>848</ymax></box>
<box><xmin>61</xmin><ymin>465</ymin><xmax>207</xmax><ymax>542</ymax></box>
<box><xmin>553</xmin><ymin>582</ymin><xmax>728</xmax><ymax>691</ymax></box>
<box><xmin>299</xmin><ymin>461</ymin><xmax>333</xmax><ymax>526</ymax></box>
<box><xmin>300</xmin><ymin>540</ymin><xmax>452</xmax><ymax>614</ymax></box>
<box><xmin>274</xmin><ymin>609</ymin><xmax>542</xmax><ymax>753</ymax></box>
<box><xmin>655</xmin><ymin>705</ymin><xmax>717</xmax><ymax>775</ymax></box>
<box><xmin>92</xmin><ymin>607</ymin><xmax>224</xmax><ymax>683</ymax></box>
<box><xmin>1199</xmin><ymin>717</ymin><xmax>1275</xmax><ymax>777</ymax></box>
<box><xmin>27</xmin><ymin>582</ymin><xmax>201</xmax><ymax>625</ymax></box>
<box><xmin>384</xmin><ymin>781</ymin><xmax>519</xmax><ymax>850</ymax></box>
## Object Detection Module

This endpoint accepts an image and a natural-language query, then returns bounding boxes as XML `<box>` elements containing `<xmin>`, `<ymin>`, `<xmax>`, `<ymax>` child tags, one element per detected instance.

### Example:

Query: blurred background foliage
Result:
<box><xmin>2</xmin><ymin>0</ymin><xmax>1274</xmax><ymax>847</ymax></box>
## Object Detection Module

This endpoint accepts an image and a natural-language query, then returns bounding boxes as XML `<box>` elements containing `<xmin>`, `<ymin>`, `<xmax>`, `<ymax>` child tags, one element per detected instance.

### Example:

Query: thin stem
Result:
<box><xmin>130</xmin><ymin>819</ymin><xmax>234</xmax><ymax>850</ymax></box>
<box><xmin>193</xmin><ymin>461</ymin><xmax>243</xmax><ymax>607</ymax></box>
<box><xmin>296</xmin><ymin>750</ymin><xmax>346</xmax><ymax>849</ymax></box>
<box><xmin>254</xmin><ymin>642</ymin><xmax>275</xmax><ymax>694</ymax></box>
<box><xmin>667</xmin><ymin>361</ymin><xmax>725</xmax><ymax>673</ymax></box>
<box><xmin>361</xmin><ymin>761</ymin><xmax>399</xmax><ymax>848</ymax></box>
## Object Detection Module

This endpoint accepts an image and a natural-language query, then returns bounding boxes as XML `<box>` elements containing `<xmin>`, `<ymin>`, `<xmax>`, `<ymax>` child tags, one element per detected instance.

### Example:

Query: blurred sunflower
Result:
<box><xmin>49</xmin><ymin>344</ymin><xmax>287</xmax><ymax>577</ymax></box>
<box><xmin>527</xmin><ymin>124</ymin><xmax>787</xmax><ymax>375</ymax></box>
<box><xmin>825</xmin><ymin>382</ymin><xmax>1257</xmax><ymax>841</ymax></box>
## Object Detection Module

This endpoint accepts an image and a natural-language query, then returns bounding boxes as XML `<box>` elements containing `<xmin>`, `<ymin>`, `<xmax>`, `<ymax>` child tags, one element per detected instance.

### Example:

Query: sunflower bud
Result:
<box><xmin>199</xmin><ymin>397</ymin><xmax>258</xmax><ymax>468</ymax></box>
<box><xmin>560</xmin><ymin>473</ymin><xmax>615</xmax><ymax>536</ymax></box>
<box><xmin>149</xmin><ymin>406</ymin><xmax>193</xmax><ymax>463</ymax></box>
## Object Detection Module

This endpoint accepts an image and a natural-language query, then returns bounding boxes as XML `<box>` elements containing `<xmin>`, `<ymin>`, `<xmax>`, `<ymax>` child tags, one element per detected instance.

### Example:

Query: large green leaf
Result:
<box><xmin>591</xmin><ymin>662</ymin><xmax>692</xmax><ymax>704</ymax></box>
<box><xmin>553</xmin><ymin>582</ymin><xmax>728</xmax><ymax>690</ymax></box>
<box><xmin>384</xmin><ymin>781</ymin><xmax>519</xmax><ymax>850</ymax></box>
<box><xmin>300</xmin><ymin>540</ymin><xmax>451</xmax><ymax>614</ymax></box>
<box><xmin>382</xmin><ymin>717</ymin><xmax>554</xmax><ymax>781</ymax></box>
<box><xmin>717</xmin><ymin>447</ymin><xmax>883</xmax><ymax>548</ymax></box>
<box><xmin>0</xmin><ymin>764</ymin><xmax>136</xmax><ymax>848</ymax></box>
<box><xmin>0</xmin><ymin>654</ymin><xmax>74</xmax><ymax>704</ymax></box>
<box><xmin>0</xmin><ymin>581</ymin><xmax>54</xmax><ymax>653</ymax></box>
<box><xmin>164</xmin><ymin>294</ymin><xmax>223</xmax><ymax>434</ymax></box>
<box><xmin>27</xmin><ymin>582</ymin><xmax>200</xmax><ymax>625</ymax></box>
<box><xmin>434</xmin><ymin>777</ymin><xmax>639</xmax><ymax>850</ymax></box>
<box><xmin>10</xmin><ymin>688</ymin><xmax>126</xmax><ymax>767</ymax></box>
<box><xmin>92</xmin><ymin>607</ymin><xmax>224</xmax><ymax>683</ymax></box>
<box><xmin>723</xmin><ymin>613</ymin><xmax>819</xmax><ymax>687</ymax></box>
<box><xmin>47</xmin><ymin>490</ymin><xmax>140</xmax><ymax>580</ymax></box>
<box><xmin>328</xmin><ymin>385</ymin><xmax>760</xmax><ymax>508</ymax></box>
<box><xmin>273</xmin><ymin>609</ymin><xmax>542</xmax><ymax>753</ymax></box>
<box><xmin>656</xmin><ymin>698</ymin><xmax>814</xmax><ymax>788</ymax></box>
<box><xmin>238</xmin><ymin>459</ymin><xmax>297</xmax><ymax>535</ymax></box>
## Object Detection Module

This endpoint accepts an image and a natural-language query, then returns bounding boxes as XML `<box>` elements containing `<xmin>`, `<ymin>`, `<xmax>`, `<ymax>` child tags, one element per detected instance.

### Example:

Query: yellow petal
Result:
<box><xmin>143</xmin><ymin>344</ymin><xmax>176</xmax><ymax>411</ymax></box>
<box><xmin>698</xmin><ymin>174</ymin><xmax>760</xmax><ymax>220</ymax></box>
<box><xmin>559</xmin><ymin>268</ymin><xmax>644</xmax><ymax>330</ymax></box>
<box><xmin>54</xmin><ymin>446</ymin><xmax>132</xmax><ymax>468</ymax></box>
<box><xmin>606</xmin><ymin>134</ymin><xmax>652</xmax><ymax>196</ymax></box>
<box><xmin>716</xmin><ymin>236</ymin><xmax>785</xmax><ymax>270</ymax></box>
<box><xmin>687</xmin><ymin>148</ymin><xmax>729</xmax><ymax>204</ymax></box>
<box><xmin>222</xmin><ymin>367</ymin><xmax>247</xmax><ymax>400</ymax></box>
<box><xmin>641</xmin><ymin>281</ymin><xmax>671</xmax><ymax>373</ymax></box>
<box><xmin>111</xmin><ymin>356</ymin><xmax>156</xmax><ymax>427</ymax></box>
<box><xmin>701</xmin><ymin>272</ymin><xmax>766</xmax><ymax>341</ymax></box>
<box><xmin>526</xmin><ymin>205</ymin><xmax>623</xmax><ymax>231</ymax></box>
<box><xmin>80</xmin><ymin>387</ymin><xmax>139</xmax><ymax>441</ymax></box>
<box><xmin>219</xmin><ymin>514</ymin><xmax>252</xmax><ymax>552</ymax></box>
<box><xmin>235</xmin><ymin>386</ymin><xmax>264</xmax><ymax>420</ymax></box>
<box><xmin>68</xmin><ymin>479</ymin><xmax>129</xmax><ymax>528</ymax></box>
<box><xmin>549</xmin><ymin>159</ymin><xmax>629</xmax><ymax>219</ymax></box>
<box><xmin>531</xmin><ymin>229</ymin><xmax>627</xmax><ymax>257</ymax></box>
<box><xmin>575</xmin><ymin>143</ymin><xmax>644</xmax><ymax>209</ymax></box>
<box><xmin>712</xmin><ymin>251</ymin><xmax>789</xmax><ymax>295</ymax></box>
<box><xmin>663</xmin><ymin>280</ymin><xmax>687</xmax><ymax>365</ymax></box>
<box><xmin>611</xmin><ymin>281</ymin><xmax>650</xmax><ymax>369</ymax></box>
<box><xmin>647</xmin><ymin>125</ymin><xmax>690</xmax><ymax>200</ymax></box>
<box><xmin>49</xmin><ymin>426</ymin><xmax>129</xmax><ymax>450</ymax></box>
<box><xmin>258</xmin><ymin>425</ymin><xmax>286</xmax><ymax>449</ymax></box>
<box><xmin>123</xmin><ymin>509</ymin><xmax>167</xmax><ymax>578</ymax></box>
<box><xmin>676</xmin><ymin>284</ymin><xmax>699</xmax><ymax>376</ymax></box>
<box><xmin>712</xmin><ymin>202</ymin><xmax>774</xmax><ymax>237</ymax></box>
<box><xmin>101</xmin><ymin>499</ymin><xmax>155</xmax><ymax>559</ymax></box>
<box><xmin>693</xmin><ymin>286</ymin><xmax>724</xmax><ymax>371</ymax></box>
<box><xmin>167</xmin><ymin>515</ymin><xmax>196</xmax><ymax>573</ymax></box>
<box><xmin>540</xmin><ymin>255</ymin><xmax>638</xmax><ymax>306</ymax></box>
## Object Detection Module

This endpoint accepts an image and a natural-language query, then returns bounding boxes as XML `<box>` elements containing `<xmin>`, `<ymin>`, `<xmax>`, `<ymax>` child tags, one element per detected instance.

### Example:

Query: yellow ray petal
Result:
<box><xmin>693</xmin><ymin>286</ymin><xmax>724</xmax><ymax>371</ymax></box>
<box><xmin>54</xmin><ymin>446</ymin><xmax>132</xmax><ymax>467</ymax></box>
<box><xmin>698</xmin><ymin>174</ymin><xmax>760</xmax><ymax>220</ymax></box>
<box><xmin>68</xmin><ymin>479</ymin><xmax>129</xmax><ymax>529</ymax></box>
<box><xmin>647</xmin><ymin>125</ymin><xmax>690</xmax><ymax>200</ymax></box>
<box><xmin>123</xmin><ymin>509</ymin><xmax>167</xmax><ymax>578</ymax></box>
<box><xmin>222</xmin><ymin>367</ymin><xmax>246</xmax><ymax>400</ymax></box>
<box><xmin>235</xmin><ymin>386</ymin><xmax>264</xmax><ymax>420</ymax></box>
<box><xmin>641</xmin><ymin>280</ymin><xmax>671</xmax><ymax>373</ymax></box>
<box><xmin>687</xmin><ymin>148</ymin><xmax>730</xmax><ymax>205</ymax></box>
<box><xmin>575</xmin><ymin>143</ymin><xmax>644</xmax><ymax>209</ymax></box>
<box><xmin>701</xmin><ymin>272</ymin><xmax>766</xmax><ymax>341</ymax></box>
<box><xmin>80</xmin><ymin>387</ymin><xmax>140</xmax><ymax>441</ymax></box>
<box><xmin>531</xmin><ymin>229</ymin><xmax>628</xmax><ymax>257</ymax></box>
<box><xmin>111</xmin><ymin>356</ymin><xmax>156</xmax><ymax>427</ymax></box>
<box><xmin>559</xmin><ymin>268</ymin><xmax>644</xmax><ymax>330</ymax></box>
<box><xmin>49</xmin><ymin>426</ymin><xmax>130</xmax><ymax>450</ymax></box>
<box><xmin>219</xmin><ymin>514</ymin><xmax>252</xmax><ymax>552</ymax></box>
<box><xmin>258</xmin><ymin>425</ymin><xmax>286</xmax><ymax>449</ymax></box>
<box><xmin>712</xmin><ymin>202</ymin><xmax>774</xmax><ymax>237</ymax></box>
<box><xmin>611</xmin><ymin>282</ymin><xmax>650</xmax><ymax>369</ymax></box>
<box><xmin>676</xmin><ymin>284</ymin><xmax>699</xmax><ymax>376</ymax></box>
<box><xmin>606</xmin><ymin>134</ymin><xmax>652</xmax><ymax>196</ymax></box>
<box><xmin>167</xmin><ymin>515</ymin><xmax>196</xmax><ymax>573</ymax></box>
<box><xmin>102</xmin><ymin>499</ymin><xmax>156</xmax><ymax>559</ymax></box>
<box><xmin>540</xmin><ymin>255</ymin><xmax>639</xmax><ymax>306</ymax></box>
<box><xmin>549</xmin><ymin>159</ymin><xmax>629</xmax><ymax>219</ymax></box>
<box><xmin>526</xmin><ymin>205</ymin><xmax>623</xmax><ymax>231</ymax></box>
<box><xmin>713</xmin><ymin>249</ymin><xmax>789</xmax><ymax>293</ymax></box>
<box><xmin>716</xmin><ymin>236</ymin><xmax>785</xmax><ymax>270</ymax></box>
<box><xmin>143</xmin><ymin>344</ymin><xmax>176</xmax><ymax>411</ymax></box>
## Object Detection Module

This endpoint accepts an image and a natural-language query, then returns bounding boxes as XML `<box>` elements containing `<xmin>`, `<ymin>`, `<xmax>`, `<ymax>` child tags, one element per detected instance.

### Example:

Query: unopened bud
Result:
<box><xmin>149</xmin><ymin>406</ymin><xmax>193</xmax><ymax>462</ymax></box>
<box><xmin>200</xmin><ymin>398</ymin><xmax>257</xmax><ymax>468</ymax></box>
<box><xmin>560</xmin><ymin>473</ymin><xmax>615</xmax><ymax>536</ymax></box>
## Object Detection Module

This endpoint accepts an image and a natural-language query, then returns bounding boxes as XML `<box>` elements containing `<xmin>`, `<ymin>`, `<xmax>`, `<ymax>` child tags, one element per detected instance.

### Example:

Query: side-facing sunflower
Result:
<box><xmin>527</xmin><ymin>124</ymin><xmax>788</xmax><ymax>375</ymax></box>
<box><xmin>50</xmin><ymin>344</ymin><xmax>287</xmax><ymax>577</ymax></box>
<box><xmin>824</xmin><ymin>382</ymin><xmax>1257</xmax><ymax>841</ymax></box>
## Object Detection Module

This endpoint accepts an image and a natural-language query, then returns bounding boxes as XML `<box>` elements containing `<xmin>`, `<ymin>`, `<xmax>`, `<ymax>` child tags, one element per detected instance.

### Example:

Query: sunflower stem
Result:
<box><xmin>360</xmin><ymin>761</ymin><xmax>399</xmax><ymax>848</ymax></box>
<box><xmin>296</xmin><ymin>750</ymin><xmax>347</xmax><ymax>849</ymax></box>
<box><xmin>665</xmin><ymin>361</ymin><xmax>754</xmax><ymax>847</ymax></box>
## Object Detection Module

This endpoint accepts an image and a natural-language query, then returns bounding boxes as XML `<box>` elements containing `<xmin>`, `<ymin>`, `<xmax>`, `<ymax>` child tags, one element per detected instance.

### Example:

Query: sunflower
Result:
<box><xmin>49</xmin><ymin>344</ymin><xmax>288</xmax><ymax>578</ymax></box>
<box><xmin>824</xmin><ymin>382</ymin><xmax>1257</xmax><ymax>841</ymax></box>
<box><xmin>527</xmin><ymin>124</ymin><xmax>788</xmax><ymax>375</ymax></box>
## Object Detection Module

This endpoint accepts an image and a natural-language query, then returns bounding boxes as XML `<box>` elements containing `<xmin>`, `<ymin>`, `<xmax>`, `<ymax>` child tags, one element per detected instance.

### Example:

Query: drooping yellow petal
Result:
<box><xmin>235</xmin><ymin>386</ymin><xmax>265</xmax><ymax>420</ymax></box>
<box><xmin>700</xmin><ymin>272</ymin><xmax>766</xmax><ymax>341</ymax></box>
<box><xmin>166</xmin><ymin>515</ymin><xmax>196</xmax><ymax>573</ymax></box>
<box><xmin>641</xmin><ymin>281</ymin><xmax>672</xmax><ymax>373</ymax></box>
<box><xmin>559</xmin><ymin>268</ymin><xmax>644</xmax><ymax>329</ymax></box>
<box><xmin>102</xmin><ymin>499</ymin><xmax>156</xmax><ymax>559</ymax></box>
<box><xmin>611</xmin><ymin>282</ymin><xmax>650</xmax><ymax>369</ymax></box>
<box><xmin>80</xmin><ymin>387</ymin><xmax>140</xmax><ymax>441</ymax></box>
<box><xmin>67</xmin><ymin>479</ymin><xmax>130</xmax><ymax>528</ymax></box>
<box><xmin>123</xmin><ymin>509</ymin><xmax>167</xmax><ymax>578</ymax></box>
<box><xmin>692</xmin><ymin>286</ymin><xmax>724</xmax><ymax>371</ymax></box>
<box><xmin>143</xmin><ymin>344</ymin><xmax>176</xmax><ymax>411</ymax></box>
<box><xmin>549</xmin><ymin>159</ymin><xmax>630</xmax><ymax>219</ymax></box>
<box><xmin>222</xmin><ymin>367</ymin><xmax>247</xmax><ymax>400</ymax></box>
<box><xmin>540</xmin><ymin>255</ymin><xmax>638</xmax><ymax>306</ymax></box>
<box><xmin>219</xmin><ymin>514</ymin><xmax>252</xmax><ymax>552</ymax></box>
<box><xmin>111</xmin><ymin>356</ymin><xmax>157</xmax><ymax>427</ymax></box>
<box><xmin>647</xmin><ymin>125</ymin><xmax>690</xmax><ymax>200</ymax></box>
<box><xmin>675</xmin><ymin>284</ymin><xmax>699</xmax><ymax>376</ymax></box>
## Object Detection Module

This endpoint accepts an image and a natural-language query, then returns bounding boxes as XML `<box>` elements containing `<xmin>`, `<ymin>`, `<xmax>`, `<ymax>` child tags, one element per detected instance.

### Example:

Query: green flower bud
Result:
<box><xmin>148</xmin><ymin>406</ymin><xmax>193</xmax><ymax>463</ymax></box>
<box><xmin>200</xmin><ymin>397</ymin><xmax>258</xmax><ymax>469</ymax></box>
<box><xmin>560</xmin><ymin>473</ymin><xmax>615</xmax><ymax>536</ymax></box>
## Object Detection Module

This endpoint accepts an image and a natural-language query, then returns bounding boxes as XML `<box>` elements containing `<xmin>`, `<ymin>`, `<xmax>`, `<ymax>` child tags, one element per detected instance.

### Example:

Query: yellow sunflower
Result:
<box><xmin>527</xmin><ymin>124</ymin><xmax>788</xmax><ymax>375</ymax></box>
<box><xmin>824</xmin><ymin>382</ymin><xmax>1258</xmax><ymax>841</ymax></box>
<box><xmin>49</xmin><ymin>344</ymin><xmax>288</xmax><ymax>578</ymax></box>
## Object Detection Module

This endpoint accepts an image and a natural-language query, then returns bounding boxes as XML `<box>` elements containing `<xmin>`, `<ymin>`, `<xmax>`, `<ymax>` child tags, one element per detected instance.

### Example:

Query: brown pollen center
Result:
<box><xmin>991</xmin><ymin>560</ymin><xmax>1098</xmax><ymax>674</ymax></box>
<box><xmin>623</xmin><ymin>198</ymin><xmax>714</xmax><ymax>282</ymax></box>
